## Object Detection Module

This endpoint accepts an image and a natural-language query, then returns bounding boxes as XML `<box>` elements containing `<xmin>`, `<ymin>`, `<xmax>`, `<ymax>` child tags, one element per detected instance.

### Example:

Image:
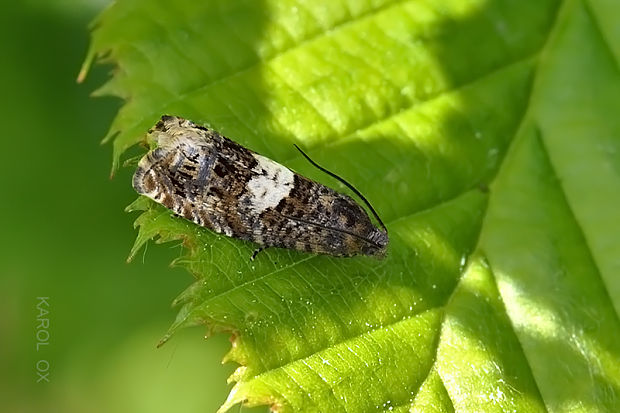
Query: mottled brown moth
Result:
<box><xmin>133</xmin><ymin>116</ymin><xmax>389</xmax><ymax>258</ymax></box>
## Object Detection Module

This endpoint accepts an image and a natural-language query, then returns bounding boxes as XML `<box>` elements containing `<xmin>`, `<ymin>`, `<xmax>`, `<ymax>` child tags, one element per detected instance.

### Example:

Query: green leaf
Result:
<box><xmin>83</xmin><ymin>0</ymin><xmax>620</xmax><ymax>411</ymax></box>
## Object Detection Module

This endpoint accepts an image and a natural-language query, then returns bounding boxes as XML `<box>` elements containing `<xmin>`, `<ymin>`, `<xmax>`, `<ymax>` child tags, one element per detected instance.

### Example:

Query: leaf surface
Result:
<box><xmin>83</xmin><ymin>0</ymin><xmax>620</xmax><ymax>411</ymax></box>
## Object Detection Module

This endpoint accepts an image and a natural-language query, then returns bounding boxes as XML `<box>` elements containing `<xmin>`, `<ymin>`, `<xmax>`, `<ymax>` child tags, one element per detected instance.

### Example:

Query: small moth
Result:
<box><xmin>133</xmin><ymin>116</ymin><xmax>388</xmax><ymax>258</ymax></box>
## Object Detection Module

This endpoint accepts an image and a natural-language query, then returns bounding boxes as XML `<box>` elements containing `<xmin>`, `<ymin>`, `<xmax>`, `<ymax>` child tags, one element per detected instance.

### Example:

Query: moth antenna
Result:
<box><xmin>293</xmin><ymin>144</ymin><xmax>388</xmax><ymax>234</ymax></box>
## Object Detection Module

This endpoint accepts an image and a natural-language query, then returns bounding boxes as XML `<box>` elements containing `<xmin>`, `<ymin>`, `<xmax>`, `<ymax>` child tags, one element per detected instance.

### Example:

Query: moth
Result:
<box><xmin>132</xmin><ymin>115</ymin><xmax>388</xmax><ymax>258</ymax></box>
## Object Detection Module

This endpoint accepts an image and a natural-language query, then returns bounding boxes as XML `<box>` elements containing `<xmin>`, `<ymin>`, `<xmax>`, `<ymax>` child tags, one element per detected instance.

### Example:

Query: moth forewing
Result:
<box><xmin>132</xmin><ymin>115</ymin><xmax>388</xmax><ymax>258</ymax></box>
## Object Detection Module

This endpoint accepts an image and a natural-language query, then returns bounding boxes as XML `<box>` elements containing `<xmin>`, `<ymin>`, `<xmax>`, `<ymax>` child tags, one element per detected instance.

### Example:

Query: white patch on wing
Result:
<box><xmin>247</xmin><ymin>153</ymin><xmax>294</xmax><ymax>213</ymax></box>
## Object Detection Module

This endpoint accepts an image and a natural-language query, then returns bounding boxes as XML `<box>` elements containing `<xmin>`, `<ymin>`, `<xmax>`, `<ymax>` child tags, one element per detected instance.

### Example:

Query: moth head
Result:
<box><xmin>145</xmin><ymin>115</ymin><xmax>209</xmax><ymax>152</ymax></box>
<box><xmin>145</xmin><ymin>115</ymin><xmax>183</xmax><ymax>149</ymax></box>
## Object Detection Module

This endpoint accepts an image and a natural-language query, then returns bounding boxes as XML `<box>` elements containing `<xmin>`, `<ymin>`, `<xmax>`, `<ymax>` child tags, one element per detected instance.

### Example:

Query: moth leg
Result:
<box><xmin>251</xmin><ymin>247</ymin><xmax>266</xmax><ymax>261</ymax></box>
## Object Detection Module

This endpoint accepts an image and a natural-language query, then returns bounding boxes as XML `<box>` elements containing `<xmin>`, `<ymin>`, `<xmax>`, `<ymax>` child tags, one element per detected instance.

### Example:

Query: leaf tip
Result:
<box><xmin>127</xmin><ymin>235</ymin><xmax>147</xmax><ymax>263</ymax></box>
<box><xmin>125</xmin><ymin>196</ymin><xmax>152</xmax><ymax>213</ymax></box>
<box><xmin>226</xmin><ymin>366</ymin><xmax>248</xmax><ymax>384</ymax></box>
<box><xmin>77</xmin><ymin>52</ymin><xmax>93</xmax><ymax>84</ymax></box>
<box><xmin>156</xmin><ymin>332</ymin><xmax>172</xmax><ymax>348</ymax></box>
<box><xmin>217</xmin><ymin>384</ymin><xmax>246</xmax><ymax>413</ymax></box>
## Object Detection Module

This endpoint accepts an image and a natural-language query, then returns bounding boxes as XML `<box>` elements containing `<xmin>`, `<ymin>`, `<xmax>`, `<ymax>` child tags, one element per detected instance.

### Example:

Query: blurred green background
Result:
<box><xmin>0</xmin><ymin>1</ymin><xmax>261</xmax><ymax>411</ymax></box>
